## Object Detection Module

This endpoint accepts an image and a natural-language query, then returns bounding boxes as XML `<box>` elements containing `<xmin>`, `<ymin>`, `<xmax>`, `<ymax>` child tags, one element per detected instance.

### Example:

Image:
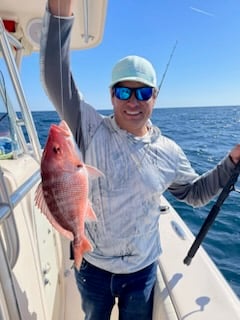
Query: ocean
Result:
<box><xmin>32</xmin><ymin>105</ymin><xmax>240</xmax><ymax>298</ymax></box>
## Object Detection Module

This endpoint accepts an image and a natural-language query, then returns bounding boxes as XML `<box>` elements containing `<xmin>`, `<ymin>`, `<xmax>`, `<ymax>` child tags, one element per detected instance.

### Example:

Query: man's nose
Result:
<box><xmin>127</xmin><ymin>92</ymin><xmax>138</xmax><ymax>106</ymax></box>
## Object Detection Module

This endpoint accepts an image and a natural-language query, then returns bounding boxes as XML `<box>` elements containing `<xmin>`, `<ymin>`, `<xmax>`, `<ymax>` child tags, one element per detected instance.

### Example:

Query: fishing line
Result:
<box><xmin>57</xmin><ymin>0</ymin><xmax>64</xmax><ymax>119</ymax></box>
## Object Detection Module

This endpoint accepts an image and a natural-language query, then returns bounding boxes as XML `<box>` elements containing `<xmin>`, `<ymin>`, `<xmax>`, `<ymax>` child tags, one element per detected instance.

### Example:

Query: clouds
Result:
<box><xmin>190</xmin><ymin>6</ymin><xmax>214</xmax><ymax>17</ymax></box>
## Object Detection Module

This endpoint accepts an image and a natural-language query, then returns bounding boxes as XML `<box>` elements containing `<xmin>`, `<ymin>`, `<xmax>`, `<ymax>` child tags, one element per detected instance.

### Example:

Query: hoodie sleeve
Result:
<box><xmin>168</xmin><ymin>155</ymin><xmax>236</xmax><ymax>207</ymax></box>
<box><xmin>40</xmin><ymin>7</ymin><xmax>103</xmax><ymax>158</ymax></box>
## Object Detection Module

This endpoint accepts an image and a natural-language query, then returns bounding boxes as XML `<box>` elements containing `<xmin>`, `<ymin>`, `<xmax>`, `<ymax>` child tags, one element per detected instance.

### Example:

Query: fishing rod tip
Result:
<box><xmin>183</xmin><ymin>256</ymin><xmax>192</xmax><ymax>266</ymax></box>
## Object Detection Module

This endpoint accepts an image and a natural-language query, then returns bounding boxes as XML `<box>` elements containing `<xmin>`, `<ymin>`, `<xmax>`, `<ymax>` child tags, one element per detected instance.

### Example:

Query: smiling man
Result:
<box><xmin>110</xmin><ymin>55</ymin><xmax>158</xmax><ymax>137</ymax></box>
<box><xmin>40</xmin><ymin>1</ymin><xmax>240</xmax><ymax>319</ymax></box>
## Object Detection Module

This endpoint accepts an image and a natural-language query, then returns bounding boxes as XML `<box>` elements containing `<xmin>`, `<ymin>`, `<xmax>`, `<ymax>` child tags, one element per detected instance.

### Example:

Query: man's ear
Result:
<box><xmin>110</xmin><ymin>88</ymin><xmax>114</xmax><ymax>98</ymax></box>
<box><xmin>110</xmin><ymin>88</ymin><xmax>115</xmax><ymax>105</ymax></box>
<box><xmin>154</xmin><ymin>88</ymin><xmax>159</xmax><ymax>98</ymax></box>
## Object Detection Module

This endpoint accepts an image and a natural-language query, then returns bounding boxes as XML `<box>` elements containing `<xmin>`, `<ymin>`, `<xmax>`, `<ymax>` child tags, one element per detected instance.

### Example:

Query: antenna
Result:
<box><xmin>158</xmin><ymin>40</ymin><xmax>178</xmax><ymax>93</ymax></box>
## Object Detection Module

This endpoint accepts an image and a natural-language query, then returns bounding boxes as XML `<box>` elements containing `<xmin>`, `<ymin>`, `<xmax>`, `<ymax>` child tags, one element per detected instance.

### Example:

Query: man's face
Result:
<box><xmin>111</xmin><ymin>81</ymin><xmax>157</xmax><ymax>136</ymax></box>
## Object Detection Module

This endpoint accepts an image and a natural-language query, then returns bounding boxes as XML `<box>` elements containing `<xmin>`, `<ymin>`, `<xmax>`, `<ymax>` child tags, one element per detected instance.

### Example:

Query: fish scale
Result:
<box><xmin>43</xmin><ymin>173</ymin><xmax>88</xmax><ymax>231</ymax></box>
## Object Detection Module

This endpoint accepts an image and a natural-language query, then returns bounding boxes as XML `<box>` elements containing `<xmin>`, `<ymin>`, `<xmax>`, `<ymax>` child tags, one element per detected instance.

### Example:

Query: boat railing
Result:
<box><xmin>0</xmin><ymin>17</ymin><xmax>42</xmax><ymax>162</ymax></box>
<box><xmin>0</xmin><ymin>16</ymin><xmax>43</xmax><ymax>268</ymax></box>
<box><xmin>0</xmin><ymin>166</ymin><xmax>40</xmax><ymax>266</ymax></box>
<box><xmin>0</xmin><ymin>168</ymin><xmax>40</xmax><ymax>224</ymax></box>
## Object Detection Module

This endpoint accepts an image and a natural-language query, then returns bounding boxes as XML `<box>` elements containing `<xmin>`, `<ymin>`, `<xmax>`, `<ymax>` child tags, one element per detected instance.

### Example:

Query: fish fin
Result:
<box><xmin>85</xmin><ymin>164</ymin><xmax>104</xmax><ymax>179</ymax></box>
<box><xmin>35</xmin><ymin>183</ymin><xmax>74</xmax><ymax>241</ymax></box>
<box><xmin>86</xmin><ymin>202</ymin><xmax>97</xmax><ymax>221</ymax></box>
<box><xmin>74</xmin><ymin>236</ymin><xmax>93</xmax><ymax>270</ymax></box>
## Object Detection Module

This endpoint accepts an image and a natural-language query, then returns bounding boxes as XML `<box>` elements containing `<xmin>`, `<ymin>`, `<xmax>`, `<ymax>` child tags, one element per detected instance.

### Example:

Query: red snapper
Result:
<box><xmin>35</xmin><ymin>120</ymin><xmax>102</xmax><ymax>270</ymax></box>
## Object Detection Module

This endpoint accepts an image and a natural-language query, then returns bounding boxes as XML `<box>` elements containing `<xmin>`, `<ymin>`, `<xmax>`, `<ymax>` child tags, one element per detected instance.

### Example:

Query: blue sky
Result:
<box><xmin>4</xmin><ymin>0</ymin><xmax>240</xmax><ymax>110</ymax></box>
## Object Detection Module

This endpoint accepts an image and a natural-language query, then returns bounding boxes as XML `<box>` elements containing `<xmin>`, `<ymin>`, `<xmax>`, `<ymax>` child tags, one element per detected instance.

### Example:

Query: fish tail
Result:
<box><xmin>74</xmin><ymin>236</ymin><xmax>93</xmax><ymax>270</ymax></box>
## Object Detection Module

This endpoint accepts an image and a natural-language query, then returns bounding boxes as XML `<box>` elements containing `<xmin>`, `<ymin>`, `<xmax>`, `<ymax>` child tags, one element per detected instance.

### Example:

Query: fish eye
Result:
<box><xmin>53</xmin><ymin>146</ymin><xmax>61</xmax><ymax>154</ymax></box>
<box><xmin>77</xmin><ymin>163</ymin><xmax>83</xmax><ymax>168</ymax></box>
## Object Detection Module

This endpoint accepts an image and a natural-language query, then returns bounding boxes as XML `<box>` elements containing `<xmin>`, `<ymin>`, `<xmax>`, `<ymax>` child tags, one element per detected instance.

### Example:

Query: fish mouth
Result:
<box><xmin>50</xmin><ymin>121</ymin><xmax>71</xmax><ymax>137</ymax></box>
<box><xmin>59</xmin><ymin>120</ymin><xmax>71</xmax><ymax>132</ymax></box>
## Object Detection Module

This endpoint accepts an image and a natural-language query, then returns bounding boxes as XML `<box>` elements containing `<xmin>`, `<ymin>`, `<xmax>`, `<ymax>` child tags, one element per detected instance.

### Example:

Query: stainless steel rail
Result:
<box><xmin>0</xmin><ymin>18</ymin><xmax>42</xmax><ymax>162</ymax></box>
<box><xmin>0</xmin><ymin>169</ymin><xmax>41</xmax><ymax>224</ymax></box>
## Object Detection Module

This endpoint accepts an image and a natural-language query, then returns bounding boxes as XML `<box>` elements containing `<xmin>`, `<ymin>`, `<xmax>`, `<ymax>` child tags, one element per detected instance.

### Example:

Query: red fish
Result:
<box><xmin>35</xmin><ymin>120</ymin><xmax>103</xmax><ymax>270</ymax></box>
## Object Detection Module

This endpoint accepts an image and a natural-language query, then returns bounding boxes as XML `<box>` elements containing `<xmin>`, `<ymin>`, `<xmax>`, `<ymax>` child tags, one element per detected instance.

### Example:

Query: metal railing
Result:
<box><xmin>0</xmin><ymin>168</ymin><xmax>40</xmax><ymax>224</ymax></box>
<box><xmin>0</xmin><ymin>18</ymin><xmax>42</xmax><ymax>162</ymax></box>
<box><xmin>0</xmin><ymin>166</ymin><xmax>40</xmax><ymax>268</ymax></box>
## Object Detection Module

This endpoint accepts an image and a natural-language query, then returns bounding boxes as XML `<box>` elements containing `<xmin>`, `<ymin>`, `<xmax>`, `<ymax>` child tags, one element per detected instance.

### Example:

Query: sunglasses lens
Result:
<box><xmin>114</xmin><ymin>87</ymin><xmax>131</xmax><ymax>100</ymax></box>
<box><xmin>114</xmin><ymin>87</ymin><xmax>153</xmax><ymax>101</ymax></box>
<box><xmin>135</xmin><ymin>87</ymin><xmax>153</xmax><ymax>101</ymax></box>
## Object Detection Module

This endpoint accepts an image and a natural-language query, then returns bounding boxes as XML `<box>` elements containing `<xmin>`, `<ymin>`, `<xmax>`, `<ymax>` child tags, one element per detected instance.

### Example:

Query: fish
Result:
<box><xmin>35</xmin><ymin>120</ymin><xmax>103</xmax><ymax>270</ymax></box>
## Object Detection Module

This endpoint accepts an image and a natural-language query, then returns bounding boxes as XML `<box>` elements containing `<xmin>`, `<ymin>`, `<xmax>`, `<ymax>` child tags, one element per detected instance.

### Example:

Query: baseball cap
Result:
<box><xmin>110</xmin><ymin>55</ymin><xmax>157</xmax><ymax>88</ymax></box>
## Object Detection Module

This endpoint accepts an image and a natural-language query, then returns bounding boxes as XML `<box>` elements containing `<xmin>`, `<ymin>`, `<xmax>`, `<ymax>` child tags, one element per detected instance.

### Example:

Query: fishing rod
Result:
<box><xmin>183</xmin><ymin>160</ymin><xmax>240</xmax><ymax>266</ymax></box>
<box><xmin>157</xmin><ymin>40</ymin><xmax>178</xmax><ymax>94</ymax></box>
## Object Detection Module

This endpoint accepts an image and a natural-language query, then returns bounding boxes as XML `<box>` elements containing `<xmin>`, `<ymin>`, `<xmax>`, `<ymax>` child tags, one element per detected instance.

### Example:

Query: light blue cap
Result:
<box><xmin>110</xmin><ymin>55</ymin><xmax>157</xmax><ymax>88</ymax></box>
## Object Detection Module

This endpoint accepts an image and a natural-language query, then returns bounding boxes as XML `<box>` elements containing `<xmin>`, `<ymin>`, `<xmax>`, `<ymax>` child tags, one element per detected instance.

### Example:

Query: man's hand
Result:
<box><xmin>229</xmin><ymin>144</ymin><xmax>240</xmax><ymax>164</ymax></box>
<box><xmin>48</xmin><ymin>0</ymin><xmax>74</xmax><ymax>17</ymax></box>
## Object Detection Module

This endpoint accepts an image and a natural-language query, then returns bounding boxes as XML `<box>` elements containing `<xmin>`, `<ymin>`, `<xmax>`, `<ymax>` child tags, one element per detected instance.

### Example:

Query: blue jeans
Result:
<box><xmin>74</xmin><ymin>259</ymin><xmax>157</xmax><ymax>320</ymax></box>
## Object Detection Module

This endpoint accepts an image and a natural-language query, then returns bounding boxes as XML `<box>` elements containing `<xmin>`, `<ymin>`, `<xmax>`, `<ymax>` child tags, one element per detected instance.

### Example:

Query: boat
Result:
<box><xmin>0</xmin><ymin>1</ymin><xmax>239</xmax><ymax>319</ymax></box>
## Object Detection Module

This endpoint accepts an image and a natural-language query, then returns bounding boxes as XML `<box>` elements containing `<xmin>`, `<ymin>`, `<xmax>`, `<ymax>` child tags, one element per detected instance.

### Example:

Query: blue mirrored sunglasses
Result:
<box><xmin>113</xmin><ymin>86</ymin><xmax>154</xmax><ymax>101</ymax></box>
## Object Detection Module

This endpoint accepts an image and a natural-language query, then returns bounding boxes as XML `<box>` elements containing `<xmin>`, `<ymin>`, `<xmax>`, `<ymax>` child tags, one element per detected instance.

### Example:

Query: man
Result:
<box><xmin>40</xmin><ymin>1</ymin><xmax>240</xmax><ymax>319</ymax></box>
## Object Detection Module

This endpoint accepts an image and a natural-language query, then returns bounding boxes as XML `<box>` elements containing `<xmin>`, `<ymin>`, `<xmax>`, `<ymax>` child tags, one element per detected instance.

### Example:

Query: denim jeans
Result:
<box><xmin>74</xmin><ymin>259</ymin><xmax>157</xmax><ymax>320</ymax></box>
